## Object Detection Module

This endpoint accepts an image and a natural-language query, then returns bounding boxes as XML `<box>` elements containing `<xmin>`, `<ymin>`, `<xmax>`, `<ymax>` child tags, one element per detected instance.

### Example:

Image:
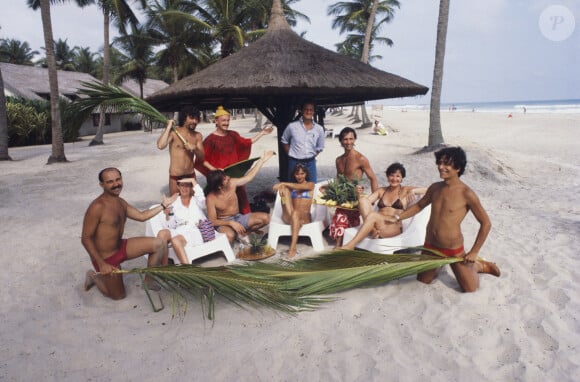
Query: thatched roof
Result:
<box><xmin>0</xmin><ymin>62</ymin><xmax>97</xmax><ymax>101</ymax></box>
<box><xmin>1</xmin><ymin>63</ymin><xmax>169</xmax><ymax>101</ymax></box>
<box><xmin>147</xmin><ymin>0</ymin><xmax>428</xmax><ymax>111</ymax></box>
<box><xmin>121</xmin><ymin>78</ymin><xmax>170</xmax><ymax>98</ymax></box>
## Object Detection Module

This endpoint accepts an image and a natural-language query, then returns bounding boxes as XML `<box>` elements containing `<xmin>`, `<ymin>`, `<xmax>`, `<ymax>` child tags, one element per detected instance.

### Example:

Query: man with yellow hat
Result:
<box><xmin>196</xmin><ymin>106</ymin><xmax>273</xmax><ymax>214</ymax></box>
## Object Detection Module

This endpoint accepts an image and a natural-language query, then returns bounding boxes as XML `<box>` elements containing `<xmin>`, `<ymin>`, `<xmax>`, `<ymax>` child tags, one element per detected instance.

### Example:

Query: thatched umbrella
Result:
<box><xmin>147</xmin><ymin>0</ymin><xmax>428</xmax><ymax>180</ymax></box>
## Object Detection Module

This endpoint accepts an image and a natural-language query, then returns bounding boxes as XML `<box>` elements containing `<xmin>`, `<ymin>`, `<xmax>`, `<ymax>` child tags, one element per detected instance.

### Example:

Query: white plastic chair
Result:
<box><xmin>145</xmin><ymin>207</ymin><xmax>236</xmax><ymax>263</ymax></box>
<box><xmin>267</xmin><ymin>181</ymin><xmax>330</xmax><ymax>252</ymax></box>
<box><xmin>342</xmin><ymin>205</ymin><xmax>431</xmax><ymax>254</ymax></box>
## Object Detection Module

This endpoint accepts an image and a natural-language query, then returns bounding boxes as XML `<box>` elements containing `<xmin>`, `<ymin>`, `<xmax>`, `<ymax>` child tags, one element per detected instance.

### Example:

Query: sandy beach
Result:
<box><xmin>1</xmin><ymin>108</ymin><xmax>578</xmax><ymax>381</ymax></box>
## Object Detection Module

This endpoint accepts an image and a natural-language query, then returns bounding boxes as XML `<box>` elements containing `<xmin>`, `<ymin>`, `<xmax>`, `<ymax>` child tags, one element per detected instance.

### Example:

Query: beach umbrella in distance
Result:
<box><xmin>147</xmin><ymin>0</ymin><xmax>428</xmax><ymax>181</ymax></box>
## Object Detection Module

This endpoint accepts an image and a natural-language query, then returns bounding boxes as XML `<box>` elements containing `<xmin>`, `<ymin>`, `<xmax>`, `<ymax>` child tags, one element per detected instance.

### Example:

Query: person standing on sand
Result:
<box><xmin>82</xmin><ymin>167</ymin><xmax>178</xmax><ymax>300</ymax></box>
<box><xmin>329</xmin><ymin>127</ymin><xmax>379</xmax><ymax>247</ymax></box>
<box><xmin>281</xmin><ymin>101</ymin><xmax>325</xmax><ymax>183</ymax></box>
<box><xmin>205</xmin><ymin>150</ymin><xmax>275</xmax><ymax>244</ymax></box>
<box><xmin>197</xmin><ymin>106</ymin><xmax>273</xmax><ymax>214</ymax></box>
<box><xmin>344</xmin><ymin>147</ymin><xmax>500</xmax><ymax>292</ymax></box>
<box><xmin>156</xmin><ymin>105</ymin><xmax>205</xmax><ymax>195</ymax></box>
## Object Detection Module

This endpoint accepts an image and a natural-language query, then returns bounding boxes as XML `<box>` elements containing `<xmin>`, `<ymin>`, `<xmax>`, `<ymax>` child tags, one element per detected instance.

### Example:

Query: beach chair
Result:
<box><xmin>145</xmin><ymin>206</ymin><xmax>236</xmax><ymax>263</ymax></box>
<box><xmin>342</xmin><ymin>205</ymin><xmax>431</xmax><ymax>254</ymax></box>
<box><xmin>267</xmin><ymin>181</ymin><xmax>330</xmax><ymax>252</ymax></box>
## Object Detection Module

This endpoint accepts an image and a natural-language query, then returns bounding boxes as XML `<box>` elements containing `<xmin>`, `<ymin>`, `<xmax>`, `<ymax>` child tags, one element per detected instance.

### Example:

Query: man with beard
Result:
<box><xmin>157</xmin><ymin>105</ymin><xmax>205</xmax><ymax>195</ymax></box>
<box><xmin>82</xmin><ymin>167</ymin><xmax>178</xmax><ymax>300</ymax></box>
<box><xmin>197</xmin><ymin>106</ymin><xmax>273</xmax><ymax>214</ymax></box>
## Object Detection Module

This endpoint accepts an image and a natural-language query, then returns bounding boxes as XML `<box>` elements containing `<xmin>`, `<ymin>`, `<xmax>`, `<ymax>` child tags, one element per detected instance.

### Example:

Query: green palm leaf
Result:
<box><xmin>230</xmin><ymin>250</ymin><xmax>461</xmax><ymax>295</ymax></box>
<box><xmin>67</xmin><ymin>81</ymin><xmax>168</xmax><ymax>129</ymax></box>
<box><xmin>118</xmin><ymin>249</ymin><xmax>461</xmax><ymax>319</ymax></box>
<box><xmin>119</xmin><ymin>265</ymin><xmax>328</xmax><ymax>320</ymax></box>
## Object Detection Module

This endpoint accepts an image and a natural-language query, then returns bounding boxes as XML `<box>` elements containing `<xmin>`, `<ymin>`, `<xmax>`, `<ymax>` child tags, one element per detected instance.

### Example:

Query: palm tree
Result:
<box><xmin>0</xmin><ymin>66</ymin><xmax>11</xmax><ymax>160</ymax></box>
<box><xmin>37</xmin><ymin>38</ymin><xmax>78</xmax><ymax>70</ymax></box>
<box><xmin>145</xmin><ymin>0</ymin><xmax>215</xmax><ymax>83</ymax></box>
<box><xmin>87</xmin><ymin>0</ymin><xmax>146</xmax><ymax>146</ymax></box>
<box><xmin>328</xmin><ymin>0</ymin><xmax>400</xmax><ymax>127</ymax></box>
<box><xmin>37</xmin><ymin>0</ymin><xmax>67</xmax><ymax>163</ymax></box>
<box><xmin>27</xmin><ymin>0</ymin><xmax>92</xmax><ymax>163</ymax></box>
<box><xmin>113</xmin><ymin>25</ymin><xmax>154</xmax><ymax>98</ymax></box>
<box><xmin>73</xmin><ymin>46</ymin><xmax>99</xmax><ymax>76</ymax></box>
<box><xmin>0</xmin><ymin>39</ymin><xmax>40</xmax><ymax>65</ymax></box>
<box><xmin>428</xmin><ymin>0</ymin><xmax>448</xmax><ymax>147</ymax></box>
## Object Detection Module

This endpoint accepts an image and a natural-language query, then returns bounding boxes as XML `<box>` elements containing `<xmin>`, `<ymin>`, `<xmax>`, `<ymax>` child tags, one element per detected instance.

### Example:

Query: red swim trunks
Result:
<box><xmin>423</xmin><ymin>242</ymin><xmax>465</xmax><ymax>257</ymax></box>
<box><xmin>170</xmin><ymin>173</ymin><xmax>196</xmax><ymax>181</ymax></box>
<box><xmin>91</xmin><ymin>239</ymin><xmax>128</xmax><ymax>272</ymax></box>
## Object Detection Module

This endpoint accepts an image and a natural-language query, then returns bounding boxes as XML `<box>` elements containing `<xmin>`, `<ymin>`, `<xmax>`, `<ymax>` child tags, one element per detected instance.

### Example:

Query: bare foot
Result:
<box><xmin>287</xmin><ymin>249</ymin><xmax>297</xmax><ymax>258</ymax></box>
<box><xmin>84</xmin><ymin>270</ymin><xmax>96</xmax><ymax>291</ymax></box>
<box><xmin>480</xmin><ymin>261</ymin><xmax>501</xmax><ymax>277</ymax></box>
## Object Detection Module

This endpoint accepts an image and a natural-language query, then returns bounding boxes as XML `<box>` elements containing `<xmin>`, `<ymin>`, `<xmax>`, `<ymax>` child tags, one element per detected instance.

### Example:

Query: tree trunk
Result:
<box><xmin>91</xmin><ymin>10</ymin><xmax>110</xmax><ymax>146</ymax></box>
<box><xmin>428</xmin><ymin>0</ymin><xmax>449</xmax><ymax>147</ymax></box>
<box><xmin>355</xmin><ymin>0</ymin><xmax>378</xmax><ymax>129</ymax></box>
<box><xmin>0</xmin><ymin>67</ymin><xmax>11</xmax><ymax>160</ymax></box>
<box><xmin>40</xmin><ymin>0</ymin><xmax>67</xmax><ymax>163</ymax></box>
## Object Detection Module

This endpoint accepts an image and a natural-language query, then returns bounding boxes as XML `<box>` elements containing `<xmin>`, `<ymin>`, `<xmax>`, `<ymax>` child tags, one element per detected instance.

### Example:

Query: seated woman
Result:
<box><xmin>272</xmin><ymin>163</ymin><xmax>315</xmax><ymax>258</ymax></box>
<box><xmin>157</xmin><ymin>177</ymin><xmax>208</xmax><ymax>264</ymax></box>
<box><xmin>342</xmin><ymin>162</ymin><xmax>426</xmax><ymax>250</ymax></box>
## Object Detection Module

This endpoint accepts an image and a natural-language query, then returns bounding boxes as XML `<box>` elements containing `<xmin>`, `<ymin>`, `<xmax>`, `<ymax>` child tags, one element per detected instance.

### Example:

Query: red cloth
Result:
<box><xmin>196</xmin><ymin>131</ymin><xmax>253</xmax><ymax>214</ymax></box>
<box><xmin>329</xmin><ymin>208</ymin><xmax>361</xmax><ymax>239</ymax></box>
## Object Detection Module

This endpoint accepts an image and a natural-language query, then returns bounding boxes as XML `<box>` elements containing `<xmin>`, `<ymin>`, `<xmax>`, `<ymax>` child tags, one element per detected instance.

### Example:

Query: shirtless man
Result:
<box><xmin>335</xmin><ymin>127</ymin><xmax>379</xmax><ymax>192</ymax></box>
<box><xmin>205</xmin><ymin>150</ymin><xmax>275</xmax><ymax>244</ymax></box>
<box><xmin>330</xmin><ymin>127</ymin><xmax>379</xmax><ymax>246</ymax></box>
<box><xmin>82</xmin><ymin>167</ymin><xmax>178</xmax><ymax>300</ymax></box>
<box><xmin>157</xmin><ymin>105</ymin><xmax>205</xmax><ymax>195</ymax></box>
<box><xmin>355</xmin><ymin>147</ymin><xmax>499</xmax><ymax>293</ymax></box>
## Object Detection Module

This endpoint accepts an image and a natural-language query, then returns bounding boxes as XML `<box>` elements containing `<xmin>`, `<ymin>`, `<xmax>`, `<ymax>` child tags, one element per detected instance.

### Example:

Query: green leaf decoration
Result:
<box><xmin>223</xmin><ymin>157</ymin><xmax>261</xmax><ymax>178</ymax></box>
<box><xmin>118</xmin><ymin>249</ymin><xmax>461</xmax><ymax>319</ymax></box>
<box><xmin>66</xmin><ymin>81</ymin><xmax>168</xmax><ymax>129</ymax></box>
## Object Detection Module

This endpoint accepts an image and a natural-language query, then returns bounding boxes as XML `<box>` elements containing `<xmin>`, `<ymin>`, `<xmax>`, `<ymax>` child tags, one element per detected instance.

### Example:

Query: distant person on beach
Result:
<box><xmin>205</xmin><ymin>150</ymin><xmax>275</xmax><ymax>244</ymax></box>
<box><xmin>281</xmin><ymin>101</ymin><xmax>325</xmax><ymax>183</ymax></box>
<box><xmin>373</xmin><ymin>120</ymin><xmax>388</xmax><ymax>135</ymax></box>
<box><xmin>272</xmin><ymin>163</ymin><xmax>315</xmax><ymax>257</ymax></box>
<box><xmin>329</xmin><ymin>127</ymin><xmax>380</xmax><ymax>246</ymax></box>
<box><xmin>340</xmin><ymin>162</ymin><xmax>425</xmax><ymax>246</ymax></box>
<box><xmin>155</xmin><ymin>177</ymin><xmax>207</xmax><ymax>265</ymax></box>
<box><xmin>197</xmin><ymin>106</ymin><xmax>273</xmax><ymax>214</ymax></box>
<box><xmin>156</xmin><ymin>105</ymin><xmax>205</xmax><ymax>196</ymax></box>
<box><xmin>82</xmin><ymin>167</ymin><xmax>178</xmax><ymax>300</ymax></box>
<box><xmin>346</xmin><ymin>147</ymin><xmax>500</xmax><ymax>292</ymax></box>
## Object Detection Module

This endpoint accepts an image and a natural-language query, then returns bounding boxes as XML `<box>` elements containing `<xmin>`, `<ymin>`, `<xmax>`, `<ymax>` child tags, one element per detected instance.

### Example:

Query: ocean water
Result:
<box><xmin>381</xmin><ymin>99</ymin><xmax>580</xmax><ymax>114</ymax></box>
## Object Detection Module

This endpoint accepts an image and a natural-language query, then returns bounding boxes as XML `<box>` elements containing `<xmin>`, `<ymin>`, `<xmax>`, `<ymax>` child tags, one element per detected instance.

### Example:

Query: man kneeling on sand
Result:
<box><xmin>205</xmin><ymin>150</ymin><xmax>275</xmax><ymax>244</ymax></box>
<box><xmin>82</xmin><ymin>167</ymin><xmax>178</xmax><ymax>300</ymax></box>
<box><xmin>342</xmin><ymin>146</ymin><xmax>500</xmax><ymax>292</ymax></box>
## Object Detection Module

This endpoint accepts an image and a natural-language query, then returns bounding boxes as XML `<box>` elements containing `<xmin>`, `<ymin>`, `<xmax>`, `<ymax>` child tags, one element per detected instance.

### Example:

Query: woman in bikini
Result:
<box><xmin>355</xmin><ymin>162</ymin><xmax>426</xmax><ymax>240</ymax></box>
<box><xmin>272</xmin><ymin>163</ymin><xmax>315</xmax><ymax>257</ymax></box>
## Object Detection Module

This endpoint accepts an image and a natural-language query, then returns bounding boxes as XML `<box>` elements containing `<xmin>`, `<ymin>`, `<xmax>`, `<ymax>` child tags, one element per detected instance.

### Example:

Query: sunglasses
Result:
<box><xmin>177</xmin><ymin>183</ymin><xmax>193</xmax><ymax>187</ymax></box>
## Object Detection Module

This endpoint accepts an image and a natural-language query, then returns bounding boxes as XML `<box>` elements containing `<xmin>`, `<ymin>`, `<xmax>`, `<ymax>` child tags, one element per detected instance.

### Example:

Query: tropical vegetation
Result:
<box><xmin>122</xmin><ymin>249</ymin><xmax>462</xmax><ymax>319</ymax></box>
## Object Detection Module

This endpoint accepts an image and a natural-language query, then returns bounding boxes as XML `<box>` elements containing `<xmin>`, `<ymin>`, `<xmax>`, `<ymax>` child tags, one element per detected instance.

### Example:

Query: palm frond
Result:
<box><xmin>119</xmin><ymin>264</ymin><xmax>329</xmax><ymax>320</ymax></box>
<box><xmin>118</xmin><ymin>249</ymin><xmax>461</xmax><ymax>319</ymax></box>
<box><xmin>230</xmin><ymin>250</ymin><xmax>461</xmax><ymax>295</ymax></box>
<box><xmin>67</xmin><ymin>81</ymin><xmax>168</xmax><ymax>128</ymax></box>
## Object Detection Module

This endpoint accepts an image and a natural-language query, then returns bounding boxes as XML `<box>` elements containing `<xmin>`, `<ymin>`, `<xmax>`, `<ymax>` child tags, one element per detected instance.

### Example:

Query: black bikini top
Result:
<box><xmin>377</xmin><ymin>187</ymin><xmax>404</xmax><ymax>210</ymax></box>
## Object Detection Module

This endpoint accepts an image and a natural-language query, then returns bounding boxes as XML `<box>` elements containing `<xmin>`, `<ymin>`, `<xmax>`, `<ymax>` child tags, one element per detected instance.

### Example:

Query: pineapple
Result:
<box><xmin>322</xmin><ymin>175</ymin><xmax>360</xmax><ymax>208</ymax></box>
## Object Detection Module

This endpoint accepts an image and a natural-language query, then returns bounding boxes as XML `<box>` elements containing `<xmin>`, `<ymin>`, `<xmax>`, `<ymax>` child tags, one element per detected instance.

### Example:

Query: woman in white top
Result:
<box><xmin>157</xmin><ymin>178</ymin><xmax>207</xmax><ymax>264</ymax></box>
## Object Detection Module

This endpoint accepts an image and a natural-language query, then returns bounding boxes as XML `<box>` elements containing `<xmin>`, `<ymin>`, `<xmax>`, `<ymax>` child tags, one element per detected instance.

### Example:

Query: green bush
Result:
<box><xmin>6</xmin><ymin>97</ymin><xmax>81</xmax><ymax>146</ymax></box>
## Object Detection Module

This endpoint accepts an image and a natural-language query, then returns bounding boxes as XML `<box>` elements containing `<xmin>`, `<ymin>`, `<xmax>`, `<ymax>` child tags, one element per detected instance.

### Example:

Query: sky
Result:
<box><xmin>0</xmin><ymin>0</ymin><xmax>578</xmax><ymax>105</ymax></box>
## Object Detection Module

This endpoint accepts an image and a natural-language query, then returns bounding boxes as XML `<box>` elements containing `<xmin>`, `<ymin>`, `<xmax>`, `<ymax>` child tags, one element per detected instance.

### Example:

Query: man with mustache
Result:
<box><xmin>157</xmin><ymin>105</ymin><xmax>205</xmax><ymax>195</ymax></box>
<box><xmin>82</xmin><ymin>167</ymin><xmax>177</xmax><ymax>300</ymax></box>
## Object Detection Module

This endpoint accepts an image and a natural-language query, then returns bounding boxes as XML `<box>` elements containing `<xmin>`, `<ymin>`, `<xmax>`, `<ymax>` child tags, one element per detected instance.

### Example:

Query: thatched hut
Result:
<box><xmin>148</xmin><ymin>0</ymin><xmax>428</xmax><ymax>180</ymax></box>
